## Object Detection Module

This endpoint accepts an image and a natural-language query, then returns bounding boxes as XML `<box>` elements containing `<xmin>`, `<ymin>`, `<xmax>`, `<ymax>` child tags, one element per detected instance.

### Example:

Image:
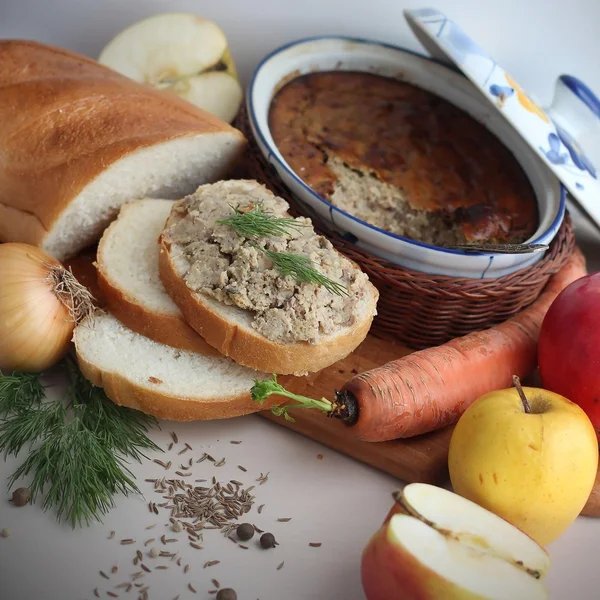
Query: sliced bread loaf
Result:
<box><xmin>96</xmin><ymin>199</ymin><xmax>217</xmax><ymax>354</ymax></box>
<box><xmin>73</xmin><ymin>312</ymin><xmax>270</xmax><ymax>421</ymax></box>
<box><xmin>0</xmin><ymin>40</ymin><xmax>246</xmax><ymax>261</ymax></box>
<box><xmin>159</xmin><ymin>179</ymin><xmax>379</xmax><ymax>375</ymax></box>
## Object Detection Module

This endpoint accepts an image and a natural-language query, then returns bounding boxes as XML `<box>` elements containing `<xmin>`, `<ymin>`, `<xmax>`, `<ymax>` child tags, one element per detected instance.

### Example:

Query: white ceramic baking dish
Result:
<box><xmin>247</xmin><ymin>36</ymin><xmax>566</xmax><ymax>279</ymax></box>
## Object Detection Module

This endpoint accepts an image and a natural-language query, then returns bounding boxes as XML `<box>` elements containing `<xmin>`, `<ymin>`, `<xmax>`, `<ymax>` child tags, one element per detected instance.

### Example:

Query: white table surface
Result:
<box><xmin>1</xmin><ymin>1</ymin><xmax>600</xmax><ymax>598</ymax></box>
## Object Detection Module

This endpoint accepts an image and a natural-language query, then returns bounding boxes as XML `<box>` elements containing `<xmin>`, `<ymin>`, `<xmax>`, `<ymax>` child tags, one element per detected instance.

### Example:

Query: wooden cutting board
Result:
<box><xmin>261</xmin><ymin>334</ymin><xmax>454</xmax><ymax>485</ymax></box>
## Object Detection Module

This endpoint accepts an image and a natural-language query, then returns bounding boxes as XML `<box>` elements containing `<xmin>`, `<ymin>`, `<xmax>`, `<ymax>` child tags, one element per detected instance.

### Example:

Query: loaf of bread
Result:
<box><xmin>0</xmin><ymin>40</ymin><xmax>246</xmax><ymax>261</ymax></box>
<box><xmin>159</xmin><ymin>179</ymin><xmax>379</xmax><ymax>375</ymax></box>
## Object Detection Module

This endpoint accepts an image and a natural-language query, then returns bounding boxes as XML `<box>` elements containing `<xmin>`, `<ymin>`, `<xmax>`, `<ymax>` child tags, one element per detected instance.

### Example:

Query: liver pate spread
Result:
<box><xmin>163</xmin><ymin>181</ymin><xmax>372</xmax><ymax>344</ymax></box>
<box><xmin>268</xmin><ymin>71</ymin><xmax>539</xmax><ymax>247</ymax></box>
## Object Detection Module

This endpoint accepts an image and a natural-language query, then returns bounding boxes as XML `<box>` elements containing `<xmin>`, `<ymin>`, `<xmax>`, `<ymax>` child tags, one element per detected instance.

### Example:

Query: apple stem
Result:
<box><xmin>512</xmin><ymin>375</ymin><xmax>531</xmax><ymax>413</ymax></box>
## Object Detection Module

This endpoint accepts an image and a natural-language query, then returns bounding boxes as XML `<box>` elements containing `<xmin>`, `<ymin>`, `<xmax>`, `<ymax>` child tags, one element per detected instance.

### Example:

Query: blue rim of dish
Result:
<box><xmin>247</xmin><ymin>34</ymin><xmax>567</xmax><ymax>258</ymax></box>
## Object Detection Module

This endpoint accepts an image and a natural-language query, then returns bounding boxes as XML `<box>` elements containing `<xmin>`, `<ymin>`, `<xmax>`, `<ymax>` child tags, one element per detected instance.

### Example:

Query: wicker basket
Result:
<box><xmin>234</xmin><ymin>108</ymin><xmax>576</xmax><ymax>350</ymax></box>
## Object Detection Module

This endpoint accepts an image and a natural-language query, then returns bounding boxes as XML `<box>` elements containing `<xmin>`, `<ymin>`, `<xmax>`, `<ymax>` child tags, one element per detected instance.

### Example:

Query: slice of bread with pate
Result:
<box><xmin>158</xmin><ymin>179</ymin><xmax>379</xmax><ymax>375</ymax></box>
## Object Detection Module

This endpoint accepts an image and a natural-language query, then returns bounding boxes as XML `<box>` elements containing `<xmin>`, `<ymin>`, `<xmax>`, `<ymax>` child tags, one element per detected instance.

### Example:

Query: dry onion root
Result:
<box><xmin>0</xmin><ymin>243</ymin><xmax>96</xmax><ymax>373</ymax></box>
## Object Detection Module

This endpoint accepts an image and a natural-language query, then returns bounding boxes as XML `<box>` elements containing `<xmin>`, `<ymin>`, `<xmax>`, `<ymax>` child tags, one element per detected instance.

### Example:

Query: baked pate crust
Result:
<box><xmin>269</xmin><ymin>71</ymin><xmax>539</xmax><ymax>247</ymax></box>
<box><xmin>161</xmin><ymin>181</ymin><xmax>372</xmax><ymax>345</ymax></box>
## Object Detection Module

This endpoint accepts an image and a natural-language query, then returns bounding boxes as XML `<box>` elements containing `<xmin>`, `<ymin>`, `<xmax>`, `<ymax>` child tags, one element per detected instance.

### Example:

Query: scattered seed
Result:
<box><xmin>140</xmin><ymin>564</ymin><xmax>151</xmax><ymax>573</ymax></box>
<box><xmin>309</xmin><ymin>542</ymin><xmax>323</xmax><ymax>547</ymax></box>
<box><xmin>175</xmin><ymin>471</ymin><xmax>192</xmax><ymax>477</ymax></box>
<box><xmin>145</xmin><ymin>524</ymin><xmax>156</xmax><ymax>530</ymax></box>
<box><xmin>209</xmin><ymin>592</ymin><xmax>217</xmax><ymax>596</ymax></box>
<box><xmin>107</xmin><ymin>592</ymin><xmax>119</xmax><ymax>598</ymax></box>
<box><xmin>144</xmin><ymin>538</ymin><xmax>155</xmax><ymax>547</ymax></box>
<box><xmin>99</xmin><ymin>571</ymin><xmax>110</xmax><ymax>580</ymax></box>
<box><xmin>156</xmin><ymin>565</ymin><xmax>169</xmax><ymax>570</ymax></box>
<box><xmin>190</xmin><ymin>542</ymin><xmax>203</xmax><ymax>550</ymax></box>
<box><xmin>238</xmin><ymin>544</ymin><xmax>248</xmax><ymax>550</ymax></box>
<box><xmin>153</xmin><ymin>504</ymin><xmax>159</xmax><ymax>515</ymax></box>
<box><xmin>120</xmin><ymin>539</ymin><xmax>135</xmax><ymax>545</ymax></box>
<box><xmin>185</xmin><ymin>443</ymin><xmax>193</xmax><ymax>451</ymax></box>
<box><xmin>94</xmin><ymin>588</ymin><xmax>100</xmax><ymax>598</ymax></box>
<box><xmin>111</xmin><ymin>565</ymin><xmax>118</xmax><ymax>574</ymax></box>
<box><xmin>212</xmin><ymin>578</ymin><xmax>220</xmax><ymax>588</ymax></box>
<box><xmin>258</xmin><ymin>504</ymin><xmax>265</xmax><ymax>514</ymax></box>
<box><xmin>170</xmin><ymin>431</ymin><xmax>178</xmax><ymax>444</ymax></box>
<box><xmin>207</xmin><ymin>454</ymin><xmax>216</xmax><ymax>462</ymax></box>
<box><xmin>165</xmin><ymin>461</ymin><xmax>172</xmax><ymax>470</ymax></box>
<box><xmin>153</xmin><ymin>459</ymin><xmax>167</xmax><ymax>468</ymax></box>
<box><xmin>260</xmin><ymin>533</ymin><xmax>277</xmax><ymax>549</ymax></box>
<box><xmin>135</xmin><ymin>550</ymin><xmax>143</xmax><ymax>562</ymax></box>
<box><xmin>253</xmin><ymin>525</ymin><xmax>264</xmax><ymax>534</ymax></box>
<box><xmin>215</xmin><ymin>458</ymin><xmax>226</xmax><ymax>467</ymax></box>
<box><xmin>188</xmin><ymin>583</ymin><xmax>197</xmax><ymax>593</ymax></box>
<box><xmin>145</xmin><ymin>479</ymin><xmax>157</xmax><ymax>483</ymax></box>
<box><xmin>184</xmin><ymin>564</ymin><xmax>190</xmax><ymax>574</ymax></box>
<box><xmin>195</xmin><ymin>479</ymin><xmax>207</xmax><ymax>483</ymax></box>
<box><xmin>165</xmin><ymin>538</ymin><xmax>177</xmax><ymax>543</ymax></box>
<box><xmin>133</xmin><ymin>557</ymin><xmax>139</xmax><ymax>566</ymax></box>
<box><xmin>230</xmin><ymin>440</ymin><xmax>242</xmax><ymax>444</ymax></box>
<box><xmin>176</xmin><ymin>557</ymin><xmax>182</xmax><ymax>567</ymax></box>
<box><xmin>204</xmin><ymin>560</ymin><xmax>220</xmax><ymax>568</ymax></box>
<box><xmin>277</xmin><ymin>518</ymin><xmax>291</xmax><ymax>522</ymax></box>
<box><xmin>257</xmin><ymin>472</ymin><xmax>269</xmax><ymax>485</ymax></box>
<box><xmin>237</xmin><ymin>465</ymin><xmax>247</xmax><ymax>472</ymax></box>
<box><xmin>108</xmin><ymin>530</ymin><xmax>115</xmax><ymax>539</ymax></box>
<box><xmin>115</xmin><ymin>583</ymin><xmax>130</xmax><ymax>589</ymax></box>
<box><xmin>131</xmin><ymin>572</ymin><xmax>144</xmax><ymax>580</ymax></box>
<box><xmin>167</xmin><ymin>442</ymin><xmax>174</xmax><ymax>451</ymax></box>
<box><xmin>277</xmin><ymin>561</ymin><xmax>285</xmax><ymax>570</ymax></box>
<box><xmin>177</xmin><ymin>447</ymin><xmax>189</xmax><ymax>456</ymax></box>
<box><xmin>317</xmin><ymin>454</ymin><xmax>324</xmax><ymax>460</ymax></box>
<box><xmin>236</xmin><ymin>523</ymin><xmax>255</xmax><ymax>541</ymax></box>
<box><xmin>173</xmin><ymin>597</ymin><xmax>180</xmax><ymax>600</ymax></box>
<box><xmin>161</xmin><ymin>535</ymin><xmax>167</xmax><ymax>545</ymax></box>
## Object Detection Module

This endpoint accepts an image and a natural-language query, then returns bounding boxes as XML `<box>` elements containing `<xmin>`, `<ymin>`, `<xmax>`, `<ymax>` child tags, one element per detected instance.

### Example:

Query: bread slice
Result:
<box><xmin>0</xmin><ymin>40</ymin><xmax>246</xmax><ymax>261</ymax></box>
<box><xmin>96</xmin><ymin>198</ymin><xmax>217</xmax><ymax>354</ymax></box>
<box><xmin>158</xmin><ymin>180</ymin><xmax>379</xmax><ymax>375</ymax></box>
<box><xmin>73</xmin><ymin>312</ymin><xmax>270</xmax><ymax>421</ymax></box>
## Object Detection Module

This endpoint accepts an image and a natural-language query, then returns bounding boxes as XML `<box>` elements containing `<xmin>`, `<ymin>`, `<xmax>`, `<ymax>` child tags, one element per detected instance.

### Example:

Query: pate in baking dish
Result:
<box><xmin>268</xmin><ymin>71</ymin><xmax>539</xmax><ymax>248</ymax></box>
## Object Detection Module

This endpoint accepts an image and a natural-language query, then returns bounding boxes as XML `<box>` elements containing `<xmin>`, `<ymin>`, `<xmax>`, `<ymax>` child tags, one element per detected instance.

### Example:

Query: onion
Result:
<box><xmin>0</xmin><ymin>243</ymin><xmax>95</xmax><ymax>373</ymax></box>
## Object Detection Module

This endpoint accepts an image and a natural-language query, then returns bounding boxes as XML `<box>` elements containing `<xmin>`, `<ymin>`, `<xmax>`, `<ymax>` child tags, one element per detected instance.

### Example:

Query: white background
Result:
<box><xmin>1</xmin><ymin>1</ymin><xmax>600</xmax><ymax>599</ymax></box>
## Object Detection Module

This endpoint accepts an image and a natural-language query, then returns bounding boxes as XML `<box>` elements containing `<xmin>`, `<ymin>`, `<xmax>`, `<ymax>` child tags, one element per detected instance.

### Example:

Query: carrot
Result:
<box><xmin>251</xmin><ymin>248</ymin><xmax>587</xmax><ymax>441</ymax></box>
<box><xmin>337</xmin><ymin>247</ymin><xmax>587</xmax><ymax>441</ymax></box>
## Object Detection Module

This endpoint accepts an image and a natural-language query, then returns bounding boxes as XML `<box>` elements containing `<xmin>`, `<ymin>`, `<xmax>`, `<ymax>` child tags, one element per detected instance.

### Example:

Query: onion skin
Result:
<box><xmin>0</xmin><ymin>243</ymin><xmax>75</xmax><ymax>373</ymax></box>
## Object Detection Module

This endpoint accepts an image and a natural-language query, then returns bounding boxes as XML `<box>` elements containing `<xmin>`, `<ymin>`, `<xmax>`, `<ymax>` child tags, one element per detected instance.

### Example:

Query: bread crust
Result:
<box><xmin>0</xmin><ymin>40</ymin><xmax>245</xmax><ymax>250</ymax></box>
<box><xmin>96</xmin><ymin>212</ymin><xmax>219</xmax><ymax>355</ymax></box>
<box><xmin>76</xmin><ymin>352</ymin><xmax>274</xmax><ymax>421</ymax></box>
<box><xmin>158</xmin><ymin>231</ymin><xmax>378</xmax><ymax>376</ymax></box>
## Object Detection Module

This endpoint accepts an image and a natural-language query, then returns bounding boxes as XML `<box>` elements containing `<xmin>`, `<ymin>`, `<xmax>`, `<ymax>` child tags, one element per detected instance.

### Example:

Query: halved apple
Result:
<box><xmin>361</xmin><ymin>483</ymin><xmax>550</xmax><ymax>600</ymax></box>
<box><xmin>98</xmin><ymin>13</ymin><xmax>243</xmax><ymax>123</ymax></box>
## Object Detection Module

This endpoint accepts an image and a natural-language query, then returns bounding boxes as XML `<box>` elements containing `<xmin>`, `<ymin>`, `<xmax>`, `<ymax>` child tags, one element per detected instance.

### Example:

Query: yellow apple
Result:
<box><xmin>361</xmin><ymin>483</ymin><xmax>550</xmax><ymax>600</ymax></box>
<box><xmin>98</xmin><ymin>13</ymin><xmax>243</xmax><ymax>123</ymax></box>
<box><xmin>448</xmin><ymin>380</ymin><xmax>599</xmax><ymax>547</ymax></box>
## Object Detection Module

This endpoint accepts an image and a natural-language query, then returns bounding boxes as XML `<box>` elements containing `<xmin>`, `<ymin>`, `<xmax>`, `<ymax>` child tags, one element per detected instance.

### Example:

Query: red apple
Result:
<box><xmin>538</xmin><ymin>272</ymin><xmax>600</xmax><ymax>437</ymax></box>
<box><xmin>361</xmin><ymin>484</ymin><xmax>549</xmax><ymax>600</ymax></box>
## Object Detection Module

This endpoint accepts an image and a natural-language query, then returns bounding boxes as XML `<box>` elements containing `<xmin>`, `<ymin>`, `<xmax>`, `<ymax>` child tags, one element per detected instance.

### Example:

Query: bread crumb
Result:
<box><xmin>148</xmin><ymin>376</ymin><xmax>163</xmax><ymax>384</ymax></box>
<box><xmin>0</xmin><ymin>528</ymin><xmax>10</xmax><ymax>537</ymax></box>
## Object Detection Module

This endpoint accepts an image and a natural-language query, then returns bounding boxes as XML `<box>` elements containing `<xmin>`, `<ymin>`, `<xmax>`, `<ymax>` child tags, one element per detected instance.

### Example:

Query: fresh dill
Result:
<box><xmin>0</xmin><ymin>355</ymin><xmax>160</xmax><ymax>527</ymax></box>
<box><xmin>217</xmin><ymin>205</ymin><xmax>349</xmax><ymax>297</ymax></box>
<box><xmin>216</xmin><ymin>203</ymin><xmax>309</xmax><ymax>239</ymax></box>
<box><xmin>256</xmin><ymin>245</ymin><xmax>349</xmax><ymax>297</ymax></box>
<box><xmin>251</xmin><ymin>374</ymin><xmax>333</xmax><ymax>422</ymax></box>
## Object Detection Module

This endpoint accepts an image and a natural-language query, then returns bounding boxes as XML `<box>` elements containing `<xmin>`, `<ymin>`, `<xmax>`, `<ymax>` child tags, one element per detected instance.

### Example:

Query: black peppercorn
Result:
<box><xmin>260</xmin><ymin>532</ymin><xmax>277</xmax><ymax>549</ymax></box>
<box><xmin>236</xmin><ymin>522</ymin><xmax>254</xmax><ymax>541</ymax></box>
<box><xmin>10</xmin><ymin>487</ymin><xmax>30</xmax><ymax>507</ymax></box>
<box><xmin>216</xmin><ymin>589</ymin><xmax>237</xmax><ymax>600</ymax></box>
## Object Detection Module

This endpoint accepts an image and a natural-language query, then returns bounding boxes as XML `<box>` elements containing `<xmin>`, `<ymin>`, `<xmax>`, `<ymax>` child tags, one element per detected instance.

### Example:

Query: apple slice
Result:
<box><xmin>98</xmin><ymin>13</ymin><xmax>243</xmax><ymax>123</ymax></box>
<box><xmin>361</xmin><ymin>484</ymin><xmax>550</xmax><ymax>600</ymax></box>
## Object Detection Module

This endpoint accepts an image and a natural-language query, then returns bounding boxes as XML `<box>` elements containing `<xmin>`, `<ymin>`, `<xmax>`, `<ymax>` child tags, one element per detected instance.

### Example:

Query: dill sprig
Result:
<box><xmin>251</xmin><ymin>374</ymin><xmax>333</xmax><ymax>422</ymax></box>
<box><xmin>257</xmin><ymin>245</ymin><xmax>350</xmax><ymax>297</ymax></box>
<box><xmin>216</xmin><ymin>203</ymin><xmax>309</xmax><ymax>239</ymax></box>
<box><xmin>217</xmin><ymin>204</ymin><xmax>349</xmax><ymax>297</ymax></box>
<box><xmin>0</xmin><ymin>355</ymin><xmax>161</xmax><ymax>528</ymax></box>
